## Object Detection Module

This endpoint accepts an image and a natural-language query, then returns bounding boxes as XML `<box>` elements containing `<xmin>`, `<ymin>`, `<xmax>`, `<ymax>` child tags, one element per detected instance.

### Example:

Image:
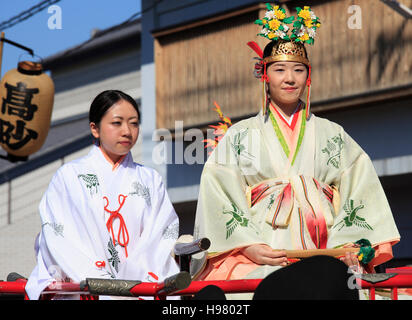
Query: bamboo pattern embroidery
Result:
<box><xmin>129</xmin><ymin>181</ymin><xmax>151</xmax><ymax>206</ymax></box>
<box><xmin>223</xmin><ymin>203</ymin><xmax>249</xmax><ymax>239</ymax></box>
<box><xmin>107</xmin><ymin>240</ymin><xmax>120</xmax><ymax>273</ymax></box>
<box><xmin>267</xmin><ymin>193</ymin><xmax>276</xmax><ymax>210</ymax></box>
<box><xmin>333</xmin><ymin>199</ymin><xmax>372</xmax><ymax>231</ymax></box>
<box><xmin>231</xmin><ymin>129</ymin><xmax>254</xmax><ymax>160</ymax></box>
<box><xmin>42</xmin><ymin>222</ymin><xmax>64</xmax><ymax>237</ymax></box>
<box><xmin>162</xmin><ymin>222</ymin><xmax>179</xmax><ymax>240</ymax></box>
<box><xmin>78</xmin><ymin>173</ymin><xmax>100</xmax><ymax>196</ymax></box>
<box><xmin>322</xmin><ymin>134</ymin><xmax>344</xmax><ymax>169</ymax></box>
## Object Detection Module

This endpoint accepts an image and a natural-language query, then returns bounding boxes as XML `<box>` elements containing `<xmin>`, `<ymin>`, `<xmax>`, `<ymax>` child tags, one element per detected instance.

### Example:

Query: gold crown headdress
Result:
<box><xmin>248</xmin><ymin>4</ymin><xmax>321</xmax><ymax>119</ymax></box>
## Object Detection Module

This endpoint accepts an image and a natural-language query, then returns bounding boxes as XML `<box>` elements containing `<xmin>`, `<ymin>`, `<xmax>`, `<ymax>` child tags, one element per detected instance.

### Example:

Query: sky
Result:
<box><xmin>0</xmin><ymin>0</ymin><xmax>141</xmax><ymax>78</ymax></box>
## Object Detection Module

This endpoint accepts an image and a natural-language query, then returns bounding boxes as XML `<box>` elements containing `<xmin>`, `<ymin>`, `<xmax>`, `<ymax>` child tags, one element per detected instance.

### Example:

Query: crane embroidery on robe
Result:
<box><xmin>223</xmin><ymin>203</ymin><xmax>250</xmax><ymax>239</ymax></box>
<box><xmin>322</xmin><ymin>134</ymin><xmax>344</xmax><ymax>169</ymax></box>
<box><xmin>78</xmin><ymin>174</ymin><xmax>100</xmax><ymax>196</ymax></box>
<box><xmin>333</xmin><ymin>199</ymin><xmax>372</xmax><ymax>231</ymax></box>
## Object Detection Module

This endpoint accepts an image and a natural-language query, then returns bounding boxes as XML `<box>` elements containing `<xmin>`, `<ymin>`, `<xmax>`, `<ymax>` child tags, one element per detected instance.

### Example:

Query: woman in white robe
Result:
<box><xmin>25</xmin><ymin>90</ymin><xmax>180</xmax><ymax>299</ymax></box>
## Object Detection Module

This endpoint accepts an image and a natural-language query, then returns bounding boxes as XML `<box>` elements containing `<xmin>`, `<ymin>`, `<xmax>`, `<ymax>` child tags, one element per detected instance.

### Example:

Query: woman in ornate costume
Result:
<box><xmin>25</xmin><ymin>90</ymin><xmax>180</xmax><ymax>299</ymax></box>
<box><xmin>193</xmin><ymin>4</ymin><xmax>400</xmax><ymax>299</ymax></box>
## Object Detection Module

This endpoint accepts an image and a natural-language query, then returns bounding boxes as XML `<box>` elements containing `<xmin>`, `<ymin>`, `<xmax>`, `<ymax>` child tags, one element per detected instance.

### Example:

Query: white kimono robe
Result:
<box><xmin>26</xmin><ymin>145</ymin><xmax>180</xmax><ymax>299</ymax></box>
<box><xmin>194</xmin><ymin>106</ymin><xmax>400</xmax><ymax>281</ymax></box>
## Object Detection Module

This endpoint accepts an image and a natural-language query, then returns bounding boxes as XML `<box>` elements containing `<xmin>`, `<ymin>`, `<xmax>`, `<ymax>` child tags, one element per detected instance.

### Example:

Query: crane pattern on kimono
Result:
<box><xmin>333</xmin><ymin>199</ymin><xmax>373</xmax><ymax>231</ymax></box>
<box><xmin>223</xmin><ymin>203</ymin><xmax>250</xmax><ymax>239</ymax></box>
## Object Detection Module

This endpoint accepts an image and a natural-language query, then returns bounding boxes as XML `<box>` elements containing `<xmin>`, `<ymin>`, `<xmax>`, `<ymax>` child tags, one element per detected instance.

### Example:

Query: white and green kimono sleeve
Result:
<box><xmin>194</xmin><ymin>123</ymin><xmax>266</xmax><ymax>257</ymax></box>
<box><xmin>318</xmin><ymin>119</ymin><xmax>400</xmax><ymax>262</ymax></box>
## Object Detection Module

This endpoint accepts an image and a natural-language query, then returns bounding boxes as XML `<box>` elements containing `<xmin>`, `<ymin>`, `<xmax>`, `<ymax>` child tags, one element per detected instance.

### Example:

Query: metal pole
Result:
<box><xmin>0</xmin><ymin>32</ymin><xmax>4</xmax><ymax>77</ymax></box>
<box><xmin>0</xmin><ymin>32</ymin><xmax>34</xmax><ymax>78</ymax></box>
<box><xmin>7</xmin><ymin>180</ymin><xmax>11</xmax><ymax>225</ymax></box>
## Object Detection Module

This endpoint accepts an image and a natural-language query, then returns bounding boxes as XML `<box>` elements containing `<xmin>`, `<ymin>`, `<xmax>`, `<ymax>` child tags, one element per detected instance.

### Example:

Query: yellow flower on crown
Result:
<box><xmin>268</xmin><ymin>19</ymin><xmax>281</xmax><ymax>30</ymax></box>
<box><xmin>274</xmin><ymin>9</ymin><xmax>286</xmax><ymax>20</ymax></box>
<box><xmin>255</xmin><ymin>4</ymin><xmax>321</xmax><ymax>45</ymax></box>
<box><xmin>298</xmin><ymin>7</ymin><xmax>311</xmax><ymax>20</ymax></box>
<box><xmin>304</xmin><ymin>19</ymin><xmax>313</xmax><ymax>28</ymax></box>
<box><xmin>252</xmin><ymin>4</ymin><xmax>322</xmax><ymax>120</ymax></box>
<box><xmin>298</xmin><ymin>33</ymin><xmax>310</xmax><ymax>42</ymax></box>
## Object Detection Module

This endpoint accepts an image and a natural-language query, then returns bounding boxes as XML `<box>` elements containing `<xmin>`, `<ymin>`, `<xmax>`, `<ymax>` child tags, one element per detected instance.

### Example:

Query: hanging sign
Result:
<box><xmin>0</xmin><ymin>61</ymin><xmax>54</xmax><ymax>161</ymax></box>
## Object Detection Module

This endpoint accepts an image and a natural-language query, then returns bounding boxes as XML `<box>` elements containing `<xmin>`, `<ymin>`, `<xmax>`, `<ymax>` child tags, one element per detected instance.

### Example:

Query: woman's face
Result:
<box><xmin>266</xmin><ymin>61</ymin><xmax>308</xmax><ymax>109</ymax></box>
<box><xmin>90</xmin><ymin>99</ymin><xmax>139</xmax><ymax>163</ymax></box>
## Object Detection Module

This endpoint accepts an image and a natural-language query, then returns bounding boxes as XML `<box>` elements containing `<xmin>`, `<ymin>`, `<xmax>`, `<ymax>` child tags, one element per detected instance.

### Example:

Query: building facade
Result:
<box><xmin>0</xmin><ymin>0</ymin><xmax>410</xmax><ymax>282</ymax></box>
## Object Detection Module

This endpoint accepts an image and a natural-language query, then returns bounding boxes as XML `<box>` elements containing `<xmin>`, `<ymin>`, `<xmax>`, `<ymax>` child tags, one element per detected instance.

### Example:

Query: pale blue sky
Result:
<box><xmin>0</xmin><ymin>0</ymin><xmax>141</xmax><ymax>77</ymax></box>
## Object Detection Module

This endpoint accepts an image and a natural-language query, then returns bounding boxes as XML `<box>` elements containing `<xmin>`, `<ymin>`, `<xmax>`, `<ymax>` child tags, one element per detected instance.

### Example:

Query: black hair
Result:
<box><xmin>263</xmin><ymin>41</ymin><xmax>276</xmax><ymax>59</ymax></box>
<box><xmin>89</xmin><ymin>90</ymin><xmax>141</xmax><ymax>126</ymax></box>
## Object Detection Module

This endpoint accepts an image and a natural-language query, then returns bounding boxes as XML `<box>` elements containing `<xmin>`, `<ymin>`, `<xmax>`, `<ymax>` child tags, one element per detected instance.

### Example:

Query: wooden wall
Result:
<box><xmin>154</xmin><ymin>0</ymin><xmax>411</xmax><ymax>129</ymax></box>
<box><xmin>154</xmin><ymin>4</ymin><xmax>267</xmax><ymax>130</ymax></box>
<box><xmin>304</xmin><ymin>0</ymin><xmax>412</xmax><ymax>110</ymax></box>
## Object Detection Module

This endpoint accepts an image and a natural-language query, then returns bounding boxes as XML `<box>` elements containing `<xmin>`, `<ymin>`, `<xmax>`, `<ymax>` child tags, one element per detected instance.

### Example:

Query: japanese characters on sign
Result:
<box><xmin>0</xmin><ymin>81</ymin><xmax>39</xmax><ymax>151</ymax></box>
<box><xmin>0</xmin><ymin>61</ymin><xmax>54</xmax><ymax>160</ymax></box>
